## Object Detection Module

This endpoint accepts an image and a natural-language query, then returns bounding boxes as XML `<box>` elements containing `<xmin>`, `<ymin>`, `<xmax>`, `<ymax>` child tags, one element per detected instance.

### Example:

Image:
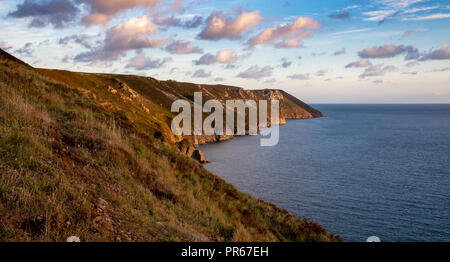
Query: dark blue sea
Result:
<box><xmin>200</xmin><ymin>104</ymin><xmax>450</xmax><ymax>242</ymax></box>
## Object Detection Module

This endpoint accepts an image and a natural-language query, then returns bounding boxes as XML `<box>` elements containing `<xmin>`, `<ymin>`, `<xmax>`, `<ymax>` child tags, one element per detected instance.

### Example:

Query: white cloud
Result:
<box><xmin>402</xmin><ymin>13</ymin><xmax>450</xmax><ymax>21</ymax></box>
<box><xmin>403</xmin><ymin>5</ymin><xmax>440</xmax><ymax>14</ymax></box>
<box><xmin>331</xmin><ymin>28</ymin><xmax>370</xmax><ymax>36</ymax></box>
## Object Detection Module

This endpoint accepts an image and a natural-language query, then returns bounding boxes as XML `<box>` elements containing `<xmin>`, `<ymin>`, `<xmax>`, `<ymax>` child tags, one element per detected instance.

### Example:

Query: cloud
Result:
<box><xmin>288</xmin><ymin>73</ymin><xmax>310</xmax><ymax>80</ymax></box>
<box><xmin>154</xmin><ymin>15</ymin><xmax>203</xmax><ymax>29</ymax></box>
<box><xmin>363</xmin><ymin>10</ymin><xmax>398</xmax><ymax>22</ymax></box>
<box><xmin>74</xmin><ymin>16</ymin><xmax>168</xmax><ymax>62</ymax></box>
<box><xmin>169</xmin><ymin>67</ymin><xmax>178</xmax><ymax>74</ymax></box>
<box><xmin>401</xmin><ymin>71</ymin><xmax>418</xmax><ymax>75</ymax></box>
<box><xmin>192</xmin><ymin>69</ymin><xmax>211</xmax><ymax>78</ymax></box>
<box><xmin>311</xmin><ymin>52</ymin><xmax>327</xmax><ymax>57</ymax></box>
<box><xmin>334</xmin><ymin>48</ymin><xmax>346</xmax><ymax>56</ymax></box>
<box><xmin>77</xmin><ymin>0</ymin><xmax>160</xmax><ymax>25</ymax></box>
<box><xmin>194</xmin><ymin>49</ymin><xmax>245</xmax><ymax>65</ymax></box>
<box><xmin>329</xmin><ymin>12</ymin><xmax>350</xmax><ymax>20</ymax></box>
<box><xmin>198</xmin><ymin>10</ymin><xmax>262</xmax><ymax>40</ymax></box>
<box><xmin>263</xmin><ymin>78</ymin><xmax>277</xmax><ymax>84</ymax></box>
<box><xmin>342</xmin><ymin>5</ymin><xmax>359</xmax><ymax>10</ymax></box>
<box><xmin>165</xmin><ymin>40</ymin><xmax>203</xmax><ymax>54</ymax></box>
<box><xmin>331</xmin><ymin>28</ymin><xmax>370</xmax><ymax>36</ymax></box>
<box><xmin>193</xmin><ymin>54</ymin><xmax>216</xmax><ymax>65</ymax></box>
<box><xmin>345</xmin><ymin>59</ymin><xmax>372</xmax><ymax>68</ymax></box>
<box><xmin>13</xmin><ymin>41</ymin><xmax>48</xmax><ymax>57</ymax></box>
<box><xmin>430</xmin><ymin>67</ymin><xmax>450</xmax><ymax>72</ymax></box>
<box><xmin>359</xmin><ymin>64</ymin><xmax>397</xmax><ymax>79</ymax></box>
<box><xmin>405</xmin><ymin>61</ymin><xmax>419</xmax><ymax>67</ymax></box>
<box><xmin>225</xmin><ymin>64</ymin><xmax>238</xmax><ymax>70</ymax></box>
<box><xmin>279</xmin><ymin>57</ymin><xmax>292</xmax><ymax>68</ymax></box>
<box><xmin>125</xmin><ymin>53</ymin><xmax>172</xmax><ymax>70</ymax></box>
<box><xmin>402</xmin><ymin>13</ymin><xmax>450</xmax><ymax>21</ymax></box>
<box><xmin>378</xmin><ymin>10</ymin><xmax>400</xmax><ymax>24</ymax></box>
<box><xmin>378</xmin><ymin>0</ymin><xmax>428</xmax><ymax>9</ymax></box>
<box><xmin>315</xmin><ymin>70</ymin><xmax>327</xmax><ymax>76</ymax></box>
<box><xmin>420</xmin><ymin>43</ymin><xmax>450</xmax><ymax>60</ymax></box>
<box><xmin>0</xmin><ymin>41</ymin><xmax>12</xmax><ymax>51</ymax></box>
<box><xmin>363</xmin><ymin>1</ymin><xmax>443</xmax><ymax>23</ymax></box>
<box><xmin>237</xmin><ymin>65</ymin><xmax>273</xmax><ymax>80</ymax></box>
<box><xmin>373</xmin><ymin>79</ymin><xmax>383</xmax><ymax>84</ymax></box>
<box><xmin>14</xmin><ymin>42</ymin><xmax>34</xmax><ymax>57</ymax></box>
<box><xmin>281</xmin><ymin>61</ymin><xmax>292</xmax><ymax>68</ymax></box>
<box><xmin>403</xmin><ymin>5</ymin><xmax>440</xmax><ymax>14</ymax></box>
<box><xmin>7</xmin><ymin>0</ymin><xmax>79</xmax><ymax>28</ymax></box>
<box><xmin>214</xmin><ymin>77</ymin><xmax>225</xmax><ymax>82</ymax></box>
<box><xmin>59</xmin><ymin>34</ymin><xmax>93</xmax><ymax>49</ymax></box>
<box><xmin>358</xmin><ymin>44</ymin><xmax>419</xmax><ymax>60</ymax></box>
<box><xmin>246</xmin><ymin>17</ymin><xmax>321</xmax><ymax>49</ymax></box>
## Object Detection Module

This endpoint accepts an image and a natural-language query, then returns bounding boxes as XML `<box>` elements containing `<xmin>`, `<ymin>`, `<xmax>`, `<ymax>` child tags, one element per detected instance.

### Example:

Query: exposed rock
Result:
<box><xmin>192</xmin><ymin>149</ymin><xmax>209</xmax><ymax>164</ymax></box>
<box><xmin>178</xmin><ymin>139</ymin><xmax>196</xmax><ymax>158</ymax></box>
<box><xmin>92</xmin><ymin>198</ymin><xmax>113</xmax><ymax>232</ymax></box>
<box><xmin>263</xmin><ymin>89</ymin><xmax>284</xmax><ymax>101</ymax></box>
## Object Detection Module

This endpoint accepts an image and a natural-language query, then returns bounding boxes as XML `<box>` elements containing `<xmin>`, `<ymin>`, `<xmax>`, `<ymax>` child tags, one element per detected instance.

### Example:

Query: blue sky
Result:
<box><xmin>0</xmin><ymin>0</ymin><xmax>449</xmax><ymax>103</ymax></box>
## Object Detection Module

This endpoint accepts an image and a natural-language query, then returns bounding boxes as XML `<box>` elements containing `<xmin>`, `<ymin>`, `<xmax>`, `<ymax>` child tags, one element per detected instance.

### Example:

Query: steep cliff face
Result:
<box><xmin>181</xmin><ymin>88</ymin><xmax>323</xmax><ymax>145</ymax></box>
<box><xmin>0</xmin><ymin>49</ymin><xmax>338</xmax><ymax>242</ymax></box>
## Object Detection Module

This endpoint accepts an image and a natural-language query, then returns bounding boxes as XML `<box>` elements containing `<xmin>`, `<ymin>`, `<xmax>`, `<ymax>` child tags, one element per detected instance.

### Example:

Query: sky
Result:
<box><xmin>0</xmin><ymin>0</ymin><xmax>449</xmax><ymax>103</ymax></box>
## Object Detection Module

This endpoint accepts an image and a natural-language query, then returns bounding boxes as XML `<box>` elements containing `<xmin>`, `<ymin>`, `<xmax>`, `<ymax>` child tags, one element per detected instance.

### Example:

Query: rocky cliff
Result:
<box><xmin>185</xmin><ymin>88</ymin><xmax>323</xmax><ymax>145</ymax></box>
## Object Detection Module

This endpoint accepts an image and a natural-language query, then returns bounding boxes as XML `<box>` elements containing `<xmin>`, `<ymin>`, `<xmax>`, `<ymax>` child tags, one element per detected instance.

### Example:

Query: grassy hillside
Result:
<box><xmin>0</xmin><ymin>49</ymin><xmax>339</xmax><ymax>242</ymax></box>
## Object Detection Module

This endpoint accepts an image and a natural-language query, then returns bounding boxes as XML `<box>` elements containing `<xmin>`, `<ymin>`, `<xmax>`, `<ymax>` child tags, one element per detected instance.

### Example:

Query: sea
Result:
<box><xmin>200</xmin><ymin>104</ymin><xmax>450</xmax><ymax>242</ymax></box>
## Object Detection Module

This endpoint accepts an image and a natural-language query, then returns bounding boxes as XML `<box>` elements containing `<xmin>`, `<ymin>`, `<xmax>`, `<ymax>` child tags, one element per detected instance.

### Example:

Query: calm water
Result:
<box><xmin>200</xmin><ymin>104</ymin><xmax>450</xmax><ymax>242</ymax></box>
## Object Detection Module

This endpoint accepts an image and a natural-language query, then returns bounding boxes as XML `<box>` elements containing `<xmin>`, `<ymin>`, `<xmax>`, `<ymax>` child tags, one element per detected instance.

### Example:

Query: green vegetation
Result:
<box><xmin>0</xmin><ymin>49</ymin><xmax>339</xmax><ymax>242</ymax></box>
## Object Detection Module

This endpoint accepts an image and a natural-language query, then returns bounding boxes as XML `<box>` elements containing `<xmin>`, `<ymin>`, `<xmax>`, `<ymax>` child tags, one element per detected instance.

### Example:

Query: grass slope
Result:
<box><xmin>0</xmin><ymin>49</ymin><xmax>340</xmax><ymax>242</ymax></box>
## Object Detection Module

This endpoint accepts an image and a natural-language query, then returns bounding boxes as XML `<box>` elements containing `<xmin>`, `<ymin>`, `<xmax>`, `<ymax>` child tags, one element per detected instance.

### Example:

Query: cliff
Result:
<box><xmin>0</xmin><ymin>48</ymin><xmax>338</xmax><ymax>242</ymax></box>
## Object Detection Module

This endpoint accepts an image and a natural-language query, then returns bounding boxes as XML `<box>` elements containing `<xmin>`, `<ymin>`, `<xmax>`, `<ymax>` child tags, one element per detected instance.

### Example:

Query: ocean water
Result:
<box><xmin>200</xmin><ymin>104</ymin><xmax>450</xmax><ymax>242</ymax></box>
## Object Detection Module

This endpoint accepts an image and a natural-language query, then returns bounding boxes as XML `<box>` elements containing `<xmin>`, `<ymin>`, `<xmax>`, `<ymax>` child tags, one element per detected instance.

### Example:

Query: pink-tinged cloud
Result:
<box><xmin>77</xmin><ymin>0</ymin><xmax>160</xmax><ymax>25</ymax></box>
<box><xmin>359</xmin><ymin>64</ymin><xmax>397</xmax><ymax>79</ymax></box>
<box><xmin>237</xmin><ymin>65</ymin><xmax>273</xmax><ymax>79</ymax></box>
<box><xmin>420</xmin><ymin>43</ymin><xmax>450</xmax><ymax>60</ymax></box>
<box><xmin>358</xmin><ymin>44</ymin><xmax>419</xmax><ymax>60</ymax></box>
<box><xmin>165</xmin><ymin>40</ymin><xmax>203</xmax><ymax>54</ymax></box>
<box><xmin>216</xmin><ymin>49</ymin><xmax>239</xmax><ymax>63</ymax></box>
<box><xmin>75</xmin><ymin>16</ymin><xmax>168</xmax><ymax>62</ymax></box>
<box><xmin>246</xmin><ymin>17</ymin><xmax>321</xmax><ymax>49</ymax></box>
<box><xmin>194</xmin><ymin>49</ymin><xmax>246</xmax><ymax>65</ymax></box>
<box><xmin>345</xmin><ymin>59</ymin><xmax>372</xmax><ymax>68</ymax></box>
<box><xmin>126</xmin><ymin>53</ymin><xmax>172</xmax><ymax>70</ymax></box>
<box><xmin>198</xmin><ymin>10</ymin><xmax>262</xmax><ymax>40</ymax></box>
